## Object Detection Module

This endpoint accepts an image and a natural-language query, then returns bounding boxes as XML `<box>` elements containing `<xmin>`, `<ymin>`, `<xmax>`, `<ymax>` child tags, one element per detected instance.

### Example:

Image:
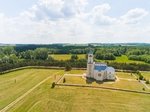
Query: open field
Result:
<box><xmin>114</xmin><ymin>55</ymin><xmax>145</xmax><ymax>63</ymax></box>
<box><xmin>96</xmin><ymin>55</ymin><xmax>145</xmax><ymax>64</ymax></box>
<box><xmin>62</xmin><ymin>72</ymin><xmax>148</xmax><ymax>91</ymax></box>
<box><xmin>0</xmin><ymin>69</ymin><xmax>64</xmax><ymax>110</ymax></box>
<box><xmin>50</xmin><ymin>54</ymin><xmax>146</xmax><ymax>64</ymax></box>
<box><xmin>0</xmin><ymin>69</ymin><xmax>150</xmax><ymax>112</ymax></box>
<box><xmin>50</xmin><ymin>54</ymin><xmax>86</xmax><ymax>60</ymax></box>
<box><xmin>141</xmin><ymin>71</ymin><xmax>150</xmax><ymax>80</ymax></box>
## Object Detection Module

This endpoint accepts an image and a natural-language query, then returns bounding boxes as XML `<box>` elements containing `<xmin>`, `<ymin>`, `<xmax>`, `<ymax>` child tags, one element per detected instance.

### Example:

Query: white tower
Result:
<box><xmin>86</xmin><ymin>51</ymin><xmax>94</xmax><ymax>78</ymax></box>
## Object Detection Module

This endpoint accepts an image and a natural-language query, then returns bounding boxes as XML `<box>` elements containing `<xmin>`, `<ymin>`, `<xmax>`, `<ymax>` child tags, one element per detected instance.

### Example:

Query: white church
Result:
<box><xmin>86</xmin><ymin>51</ymin><xmax>116</xmax><ymax>81</ymax></box>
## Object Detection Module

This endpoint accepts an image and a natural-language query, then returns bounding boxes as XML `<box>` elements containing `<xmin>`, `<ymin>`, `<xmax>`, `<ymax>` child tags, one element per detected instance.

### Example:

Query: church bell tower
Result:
<box><xmin>87</xmin><ymin>51</ymin><xmax>94</xmax><ymax>78</ymax></box>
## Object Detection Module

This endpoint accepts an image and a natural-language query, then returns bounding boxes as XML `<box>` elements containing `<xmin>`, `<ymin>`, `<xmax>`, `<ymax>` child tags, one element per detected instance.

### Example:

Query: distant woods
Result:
<box><xmin>0</xmin><ymin>44</ymin><xmax>150</xmax><ymax>72</ymax></box>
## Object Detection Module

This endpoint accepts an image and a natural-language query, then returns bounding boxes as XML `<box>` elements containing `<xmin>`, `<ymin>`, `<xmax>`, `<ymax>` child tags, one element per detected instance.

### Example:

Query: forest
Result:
<box><xmin>0</xmin><ymin>44</ymin><xmax>150</xmax><ymax>72</ymax></box>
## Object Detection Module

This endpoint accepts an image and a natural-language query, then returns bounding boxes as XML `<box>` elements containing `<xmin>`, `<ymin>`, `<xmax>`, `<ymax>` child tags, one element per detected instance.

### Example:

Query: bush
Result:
<box><xmin>65</xmin><ymin>63</ymin><xmax>72</xmax><ymax>71</ymax></box>
<box><xmin>51</xmin><ymin>82</ymin><xmax>55</xmax><ymax>88</ymax></box>
<box><xmin>139</xmin><ymin>75</ymin><xmax>144</xmax><ymax>80</ymax></box>
<box><xmin>146</xmin><ymin>80</ymin><xmax>150</xmax><ymax>84</ymax></box>
<box><xmin>63</xmin><ymin>78</ymin><xmax>66</xmax><ymax>83</ymax></box>
<box><xmin>142</xmin><ymin>88</ymin><xmax>145</xmax><ymax>91</ymax></box>
<box><xmin>71</xmin><ymin>54</ymin><xmax>78</xmax><ymax>61</ymax></box>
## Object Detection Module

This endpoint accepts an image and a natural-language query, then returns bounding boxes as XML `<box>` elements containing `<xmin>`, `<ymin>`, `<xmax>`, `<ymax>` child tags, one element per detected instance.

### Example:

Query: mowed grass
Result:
<box><xmin>50</xmin><ymin>54</ymin><xmax>86</xmax><ymax>60</ymax></box>
<box><xmin>0</xmin><ymin>69</ymin><xmax>150</xmax><ymax>112</ymax></box>
<box><xmin>141</xmin><ymin>71</ymin><xmax>150</xmax><ymax>80</ymax></box>
<box><xmin>116</xmin><ymin>72</ymin><xmax>136</xmax><ymax>79</ymax></box>
<box><xmin>9</xmin><ymin>79</ymin><xmax>150</xmax><ymax>112</ymax></box>
<box><xmin>0</xmin><ymin>69</ymin><xmax>64</xmax><ymax>110</ymax></box>
<box><xmin>63</xmin><ymin>72</ymin><xmax>146</xmax><ymax>91</ymax></box>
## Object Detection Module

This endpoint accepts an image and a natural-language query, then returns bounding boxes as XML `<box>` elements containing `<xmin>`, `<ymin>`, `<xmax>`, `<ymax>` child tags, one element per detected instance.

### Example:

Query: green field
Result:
<box><xmin>141</xmin><ymin>71</ymin><xmax>150</xmax><ymax>80</ymax></box>
<box><xmin>0</xmin><ymin>69</ymin><xmax>150</xmax><ymax>112</ymax></box>
<box><xmin>114</xmin><ymin>55</ymin><xmax>145</xmax><ymax>63</ymax></box>
<box><xmin>50</xmin><ymin>54</ymin><xmax>86</xmax><ymax>60</ymax></box>
<box><xmin>63</xmin><ymin>72</ymin><xmax>147</xmax><ymax>91</ymax></box>
<box><xmin>96</xmin><ymin>55</ymin><xmax>145</xmax><ymax>64</ymax></box>
<box><xmin>50</xmin><ymin>54</ymin><xmax>146</xmax><ymax>64</ymax></box>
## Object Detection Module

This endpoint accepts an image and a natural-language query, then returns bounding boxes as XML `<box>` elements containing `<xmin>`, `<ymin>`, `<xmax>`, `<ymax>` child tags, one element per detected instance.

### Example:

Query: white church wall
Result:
<box><xmin>94</xmin><ymin>70</ymin><xmax>105</xmax><ymax>81</ymax></box>
<box><xmin>87</xmin><ymin>63</ymin><xmax>94</xmax><ymax>78</ymax></box>
<box><xmin>106</xmin><ymin>67</ymin><xmax>115</xmax><ymax>80</ymax></box>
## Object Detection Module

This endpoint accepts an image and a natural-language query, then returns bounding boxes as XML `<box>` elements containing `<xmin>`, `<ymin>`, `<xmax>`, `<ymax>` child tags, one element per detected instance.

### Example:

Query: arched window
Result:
<box><xmin>98</xmin><ymin>73</ymin><xmax>101</xmax><ymax>77</ymax></box>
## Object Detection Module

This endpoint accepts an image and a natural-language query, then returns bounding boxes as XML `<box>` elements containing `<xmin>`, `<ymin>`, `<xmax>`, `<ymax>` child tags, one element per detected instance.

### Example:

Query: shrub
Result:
<box><xmin>65</xmin><ymin>63</ymin><xmax>72</xmax><ymax>71</ymax></box>
<box><xmin>51</xmin><ymin>82</ymin><xmax>55</xmax><ymax>88</ymax></box>
<box><xmin>63</xmin><ymin>78</ymin><xmax>66</xmax><ymax>83</ymax></box>
<box><xmin>142</xmin><ymin>88</ymin><xmax>145</xmax><ymax>91</ymax></box>
<box><xmin>139</xmin><ymin>75</ymin><xmax>144</xmax><ymax>80</ymax></box>
<box><xmin>146</xmin><ymin>80</ymin><xmax>150</xmax><ymax>84</ymax></box>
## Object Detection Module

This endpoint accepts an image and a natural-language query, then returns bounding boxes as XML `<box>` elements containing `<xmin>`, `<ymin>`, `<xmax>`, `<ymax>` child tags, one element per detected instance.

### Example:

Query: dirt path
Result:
<box><xmin>140</xmin><ymin>80</ymin><xmax>150</xmax><ymax>89</ymax></box>
<box><xmin>132</xmin><ymin>73</ymin><xmax>150</xmax><ymax>89</ymax></box>
<box><xmin>119</xmin><ymin>78</ymin><xmax>137</xmax><ymax>81</ymax></box>
<box><xmin>0</xmin><ymin>72</ymin><xmax>59</xmax><ymax>112</ymax></box>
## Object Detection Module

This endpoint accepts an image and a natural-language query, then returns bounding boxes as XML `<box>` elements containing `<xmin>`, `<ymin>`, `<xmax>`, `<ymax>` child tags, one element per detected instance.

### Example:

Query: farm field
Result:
<box><xmin>0</xmin><ymin>69</ymin><xmax>150</xmax><ymax>112</ymax></box>
<box><xmin>96</xmin><ymin>55</ymin><xmax>145</xmax><ymax>64</ymax></box>
<box><xmin>50</xmin><ymin>54</ymin><xmax>86</xmax><ymax>60</ymax></box>
<box><xmin>50</xmin><ymin>54</ymin><xmax>146</xmax><ymax>64</ymax></box>
<box><xmin>113</xmin><ymin>55</ymin><xmax>145</xmax><ymax>63</ymax></box>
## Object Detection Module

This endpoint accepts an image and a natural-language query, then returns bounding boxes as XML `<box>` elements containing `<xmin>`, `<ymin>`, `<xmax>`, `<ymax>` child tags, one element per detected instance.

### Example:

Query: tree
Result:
<box><xmin>9</xmin><ymin>54</ymin><xmax>18</xmax><ymax>64</ymax></box>
<box><xmin>142</xmin><ymin>88</ymin><xmax>145</xmax><ymax>91</ymax></box>
<box><xmin>51</xmin><ymin>82</ymin><xmax>55</xmax><ymax>88</ymax></box>
<box><xmin>65</xmin><ymin>63</ymin><xmax>72</xmax><ymax>71</ymax></box>
<box><xmin>71</xmin><ymin>54</ymin><xmax>78</xmax><ymax>61</ymax></box>
<box><xmin>63</xmin><ymin>78</ymin><xmax>66</xmax><ymax>83</ymax></box>
<box><xmin>146</xmin><ymin>80</ymin><xmax>150</xmax><ymax>84</ymax></box>
<box><xmin>139</xmin><ymin>74</ymin><xmax>144</xmax><ymax>80</ymax></box>
<box><xmin>3</xmin><ymin>46</ymin><xmax>15</xmax><ymax>55</ymax></box>
<box><xmin>34</xmin><ymin>48</ymin><xmax>48</xmax><ymax>60</ymax></box>
<box><xmin>47</xmin><ymin>55</ymin><xmax>54</xmax><ymax>61</ymax></box>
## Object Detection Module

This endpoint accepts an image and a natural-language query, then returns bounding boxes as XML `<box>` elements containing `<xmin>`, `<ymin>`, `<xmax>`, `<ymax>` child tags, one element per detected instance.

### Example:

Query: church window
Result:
<box><xmin>98</xmin><ymin>73</ymin><xmax>101</xmax><ymax>77</ymax></box>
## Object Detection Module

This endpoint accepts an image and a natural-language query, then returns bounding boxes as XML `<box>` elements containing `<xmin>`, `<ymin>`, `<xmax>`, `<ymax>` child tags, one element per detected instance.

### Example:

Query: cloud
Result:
<box><xmin>0</xmin><ymin>1</ymin><xmax>150</xmax><ymax>44</ymax></box>
<box><xmin>120</xmin><ymin>8</ymin><xmax>149</xmax><ymax>24</ymax></box>
<box><xmin>86</xmin><ymin>4</ymin><xmax>117</xmax><ymax>25</ymax></box>
<box><xmin>20</xmin><ymin>0</ymin><xmax>88</xmax><ymax>20</ymax></box>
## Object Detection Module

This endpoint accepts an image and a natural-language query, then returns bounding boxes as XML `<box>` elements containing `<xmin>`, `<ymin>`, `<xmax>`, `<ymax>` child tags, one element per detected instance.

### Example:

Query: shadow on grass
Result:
<box><xmin>86</xmin><ymin>77</ymin><xmax>115</xmax><ymax>84</ymax></box>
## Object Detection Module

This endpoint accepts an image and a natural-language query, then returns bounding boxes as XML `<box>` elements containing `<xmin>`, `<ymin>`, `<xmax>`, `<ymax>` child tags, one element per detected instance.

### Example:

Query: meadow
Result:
<box><xmin>0</xmin><ymin>69</ymin><xmax>150</xmax><ymax>112</ymax></box>
<box><xmin>50</xmin><ymin>54</ymin><xmax>145</xmax><ymax>64</ymax></box>
<box><xmin>141</xmin><ymin>71</ymin><xmax>150</xmax><ymax>80</ymax></box>
<box><xmin>96</xmin><ymin>55</ymin><xmax>145</xmax><ymax>64</ymax></box>
<box><xmin>62</xmin><ymin>72</ymin><xmax>148</xmax><ymax>91</ymax></box>
<box><xmin>50</xmin><ymin>54</ymin><xmax>86</xmax><ymax>60</ymax></box>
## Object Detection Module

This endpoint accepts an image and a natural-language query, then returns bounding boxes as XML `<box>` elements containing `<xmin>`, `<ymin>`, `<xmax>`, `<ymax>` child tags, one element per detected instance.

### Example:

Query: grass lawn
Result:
<box><xmin>50</xmin><ymin>54</ymin><xmax>86</xmax><ymax>60</ymax></box>
<box><xmin>66</xmin><ymin>70</ymin><xmax>86</xmax><ymax>74</ymax></box>
<box><xmin>0</xmin><ymin>69</ymin><xmax>150</xmax><ymax>112</ymax></box>
<box><xmin>0</xmin><ymin>69</ymin><xmax>64</xmax><ymax>110</ymax></box>
<box><xmin>141</xmin><ymin>71</ymin><xmax>150</xmax><ymax>80</ymax></box>
<box><xmin>63</xmin><ymin>72</ymin><xmax>147</xmax><ymax>91</ymax></box>
<box><xmin>116</xmin><ymin>72</ymin><xmax>137</xmax><ymax>79</ymax></box>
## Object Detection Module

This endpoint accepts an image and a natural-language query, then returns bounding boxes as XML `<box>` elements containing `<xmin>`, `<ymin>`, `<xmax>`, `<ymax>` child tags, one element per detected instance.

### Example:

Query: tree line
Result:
<box><xmin>0</xmin><ymin>45</ymin><xmax>150</xmax><ymax>72</ymax></box>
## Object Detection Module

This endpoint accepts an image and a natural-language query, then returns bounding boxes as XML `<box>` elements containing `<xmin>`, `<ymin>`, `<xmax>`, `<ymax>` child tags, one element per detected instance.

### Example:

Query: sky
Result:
<box><xmin>0</xmin><ymin>0</ymin><xmax>150</xmax><ymax>44</ymax></box>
